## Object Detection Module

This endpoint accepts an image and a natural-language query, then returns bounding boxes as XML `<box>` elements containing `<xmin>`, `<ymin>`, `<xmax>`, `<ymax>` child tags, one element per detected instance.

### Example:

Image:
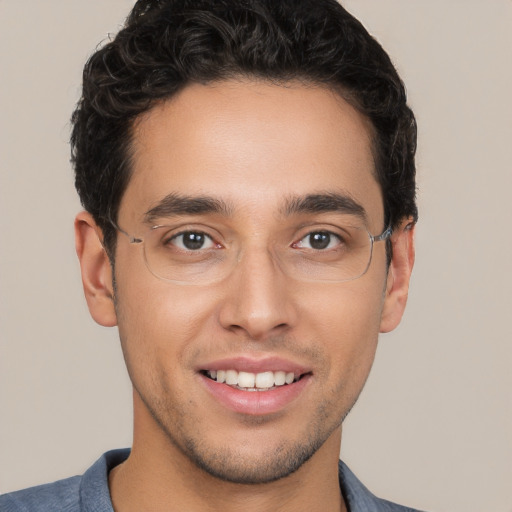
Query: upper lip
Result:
<box><xmin>196</xmin><ymin>356</ymin><xmax>312</xmax><ymax>376</ymax></box>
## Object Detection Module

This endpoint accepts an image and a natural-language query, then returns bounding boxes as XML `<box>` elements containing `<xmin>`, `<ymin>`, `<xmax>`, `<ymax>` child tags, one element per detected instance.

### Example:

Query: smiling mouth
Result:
<box><xmin>201</xmin><ymin>369</ymin><xmax>307</xmax><ymax>391</ymax></box>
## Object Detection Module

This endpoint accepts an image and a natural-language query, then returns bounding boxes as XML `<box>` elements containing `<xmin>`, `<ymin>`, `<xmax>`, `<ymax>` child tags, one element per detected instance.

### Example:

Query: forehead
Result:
<box><xmin>121</xmin><ymin>80</ymin><xmax>383</xmax><ymax>227</ymax></box>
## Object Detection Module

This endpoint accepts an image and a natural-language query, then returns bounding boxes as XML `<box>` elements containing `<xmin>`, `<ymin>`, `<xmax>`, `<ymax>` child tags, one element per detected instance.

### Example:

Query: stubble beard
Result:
<box><xmin>133</xmin><ymin>381</ymin><xmax>355</xmax><ymax>485</ymax></box>
<box><xmin>114</xmin><ymin>282</ymin><xmax>367</xmax><ymax>486</ymax></box>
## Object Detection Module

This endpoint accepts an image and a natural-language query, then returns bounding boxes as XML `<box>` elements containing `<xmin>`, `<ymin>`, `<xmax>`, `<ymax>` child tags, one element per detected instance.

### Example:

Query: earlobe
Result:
<box><xmin>74</xmin><ymin>211</ymin><xmax>118</xmax><ymax>327</ymax></box>
<box><xmin>379</xmin><ymin>218</ymin><xmax>416</xmax><ymax>333</ymax></box>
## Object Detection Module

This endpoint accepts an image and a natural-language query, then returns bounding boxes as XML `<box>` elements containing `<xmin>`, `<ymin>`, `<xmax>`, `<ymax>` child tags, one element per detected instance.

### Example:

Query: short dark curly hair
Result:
<box><xmin>71</xmin><ymin>0</ymin><xmax>417</xmax><ymax>259</ymax></box>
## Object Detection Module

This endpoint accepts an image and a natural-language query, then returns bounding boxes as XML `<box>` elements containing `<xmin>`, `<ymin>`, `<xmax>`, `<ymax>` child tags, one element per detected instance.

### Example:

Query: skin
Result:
<box><xmin>75</xmin><ymin>80</ymin><xmax>415</xmax><ymax>512</ymax></box>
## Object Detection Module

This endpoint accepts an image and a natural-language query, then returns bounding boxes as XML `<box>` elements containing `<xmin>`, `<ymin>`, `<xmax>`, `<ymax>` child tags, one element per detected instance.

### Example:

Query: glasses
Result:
<box><xmin>112</xmin><ymin>218</ymin><xmax>391</xmax><ymax>285</ymax></box>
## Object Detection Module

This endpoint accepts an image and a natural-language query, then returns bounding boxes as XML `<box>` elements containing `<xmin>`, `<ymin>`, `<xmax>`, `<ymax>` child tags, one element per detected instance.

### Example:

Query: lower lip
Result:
<box><xmin>200</xmin><ymin>374</ymin><xmax>311</xmax><ymax>416</ymax></box>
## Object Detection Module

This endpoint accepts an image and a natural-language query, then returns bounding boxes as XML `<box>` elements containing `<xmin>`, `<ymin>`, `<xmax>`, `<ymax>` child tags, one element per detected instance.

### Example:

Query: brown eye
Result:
<box><xmin>170</xmin><ymin>232</ymin><xmax>215</xmax><ymax>251</ymax></box>
<box><xmin>309</xmin><ymin>232</ymin><xmax>331</xmax><ymax>250</ymax></box>
<box><xmin>297</xmin><ymin>231</ymin><xmax>340</xmax><ymax>250</ymax></box>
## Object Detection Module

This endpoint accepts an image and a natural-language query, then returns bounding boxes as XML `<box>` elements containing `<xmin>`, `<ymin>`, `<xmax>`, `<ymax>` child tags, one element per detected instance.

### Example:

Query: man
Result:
<box><xmin>0</xmin><ymin>1</ymin><xmax>421</xmax><ymax>510</ymax></box>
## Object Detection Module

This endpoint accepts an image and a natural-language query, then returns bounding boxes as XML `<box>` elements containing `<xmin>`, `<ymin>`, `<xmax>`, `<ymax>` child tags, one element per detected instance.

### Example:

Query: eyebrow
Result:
<box><xmin>282</xmin><ymin>192</ymin><xmax>367</xmax><ymax>221</ymax></box>
<box><xmin>143</xmin><ymin>191</ymin><xmax>367</xmax><ymax>224</ymax></box>
<box><xmin>143</xmin><ymin>193</ymin><xmax>233</xmax><ymax>224</ymax></box>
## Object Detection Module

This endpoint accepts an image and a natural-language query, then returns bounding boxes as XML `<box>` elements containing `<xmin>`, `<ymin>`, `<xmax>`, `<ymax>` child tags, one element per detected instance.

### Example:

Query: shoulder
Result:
<box><xmin>338</xmin><ymin>460</ymin><xmax>427</xmax><ymax>512</ymax></box>
<box><xmin>0</xmin><ymin>449</ymin><xmax>130</xmax><ymax>512</ymax></box>
<box><xmin>0</xmin><ymin>476</ymin><xmax>81</xmax><ymax>512</ymax></box>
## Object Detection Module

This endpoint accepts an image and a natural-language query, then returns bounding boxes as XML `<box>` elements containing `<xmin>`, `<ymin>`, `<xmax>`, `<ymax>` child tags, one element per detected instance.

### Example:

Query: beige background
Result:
<box><xmin>1</xmin><ymin>1</ymin><xmax>511</xmax><ymax>511</ymax></box>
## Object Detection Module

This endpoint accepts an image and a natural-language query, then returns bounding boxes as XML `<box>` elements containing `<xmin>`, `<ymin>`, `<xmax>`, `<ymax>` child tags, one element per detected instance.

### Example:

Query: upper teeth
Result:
<box><xmin>207</xmin><ymin>370</ymin><xmax>297</xmax><ymax>389</ymax></box>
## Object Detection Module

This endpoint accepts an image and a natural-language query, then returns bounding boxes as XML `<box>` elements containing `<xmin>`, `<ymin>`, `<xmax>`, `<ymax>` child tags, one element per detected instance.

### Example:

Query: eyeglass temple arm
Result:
<box><xmin>107</xmin><ymin>214</ymin><xmax>143</xmax><ymax>244</ymax></box>
<box><xmin>373</xmin><ymin>226</ymin><xmax>392</xmax><ymax>242</ymax></box>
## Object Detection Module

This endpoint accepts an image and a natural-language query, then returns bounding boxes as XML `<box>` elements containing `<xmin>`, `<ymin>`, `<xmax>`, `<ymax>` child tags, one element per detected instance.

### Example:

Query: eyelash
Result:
<box><xmin>166</xmin><ymin>231</ymin><xmax>219</xmax><ymax>251</ymax></box>
<box><xmin>161</xmin><ymin>229</ymin><xmax>343</xmax><ymax>252</ymax></box>
<box><xmin>293</xmin><ymin>231</ymin><xmax>343</xmax><ymax>251</ymax></box>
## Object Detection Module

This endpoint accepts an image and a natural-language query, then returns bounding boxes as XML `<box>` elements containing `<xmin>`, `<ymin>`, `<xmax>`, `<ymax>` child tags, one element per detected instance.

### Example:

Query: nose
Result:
<box><xmin>218</xmin><ymin>247</ymin><xmax>298</xmax><ymax>340</ymax></box>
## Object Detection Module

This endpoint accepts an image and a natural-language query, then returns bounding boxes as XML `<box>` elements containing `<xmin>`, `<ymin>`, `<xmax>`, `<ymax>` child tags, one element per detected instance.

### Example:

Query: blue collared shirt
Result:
<box><xmin>0</xmin><ymin>449</ymin><xmax>425</xmax><ymax>511</ymax></box>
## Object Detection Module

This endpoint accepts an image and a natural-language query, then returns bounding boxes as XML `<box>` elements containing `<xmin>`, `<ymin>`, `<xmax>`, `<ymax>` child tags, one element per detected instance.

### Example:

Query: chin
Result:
<box><xmin>180</xmin><ymin>433</ymin><xmax>325</xmax><ymax>484</ymax></box>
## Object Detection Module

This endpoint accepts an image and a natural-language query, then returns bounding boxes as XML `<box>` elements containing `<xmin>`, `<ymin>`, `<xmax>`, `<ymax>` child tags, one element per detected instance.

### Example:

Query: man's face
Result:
<box><xmin>109</xmin><ymin>80</ymin><xmax>397</xmax><ymax>483</ymax></box>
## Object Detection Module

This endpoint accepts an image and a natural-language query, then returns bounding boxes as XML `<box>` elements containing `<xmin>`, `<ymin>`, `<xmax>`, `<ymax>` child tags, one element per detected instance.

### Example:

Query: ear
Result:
<box><xmin>379</xmin><ymin>218</ymin><xmax>416</xmax><ymax>333</ymax></box>
<box><xmin>74</xmin><ymin>211</ymin><xmax>117</xmax><ymax>327</ymax></box>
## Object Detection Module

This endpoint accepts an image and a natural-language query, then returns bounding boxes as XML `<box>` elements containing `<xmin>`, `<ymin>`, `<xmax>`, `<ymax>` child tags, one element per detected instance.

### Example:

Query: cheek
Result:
<box><xmin>113</xmin><ymin>261</ymin><xmax>220</xmax><ymax>381</ymax></box>
<box><xmin>302</xmin><ymin>280</ymin><xmax>384</xmax><ymax>385</ymax></box>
